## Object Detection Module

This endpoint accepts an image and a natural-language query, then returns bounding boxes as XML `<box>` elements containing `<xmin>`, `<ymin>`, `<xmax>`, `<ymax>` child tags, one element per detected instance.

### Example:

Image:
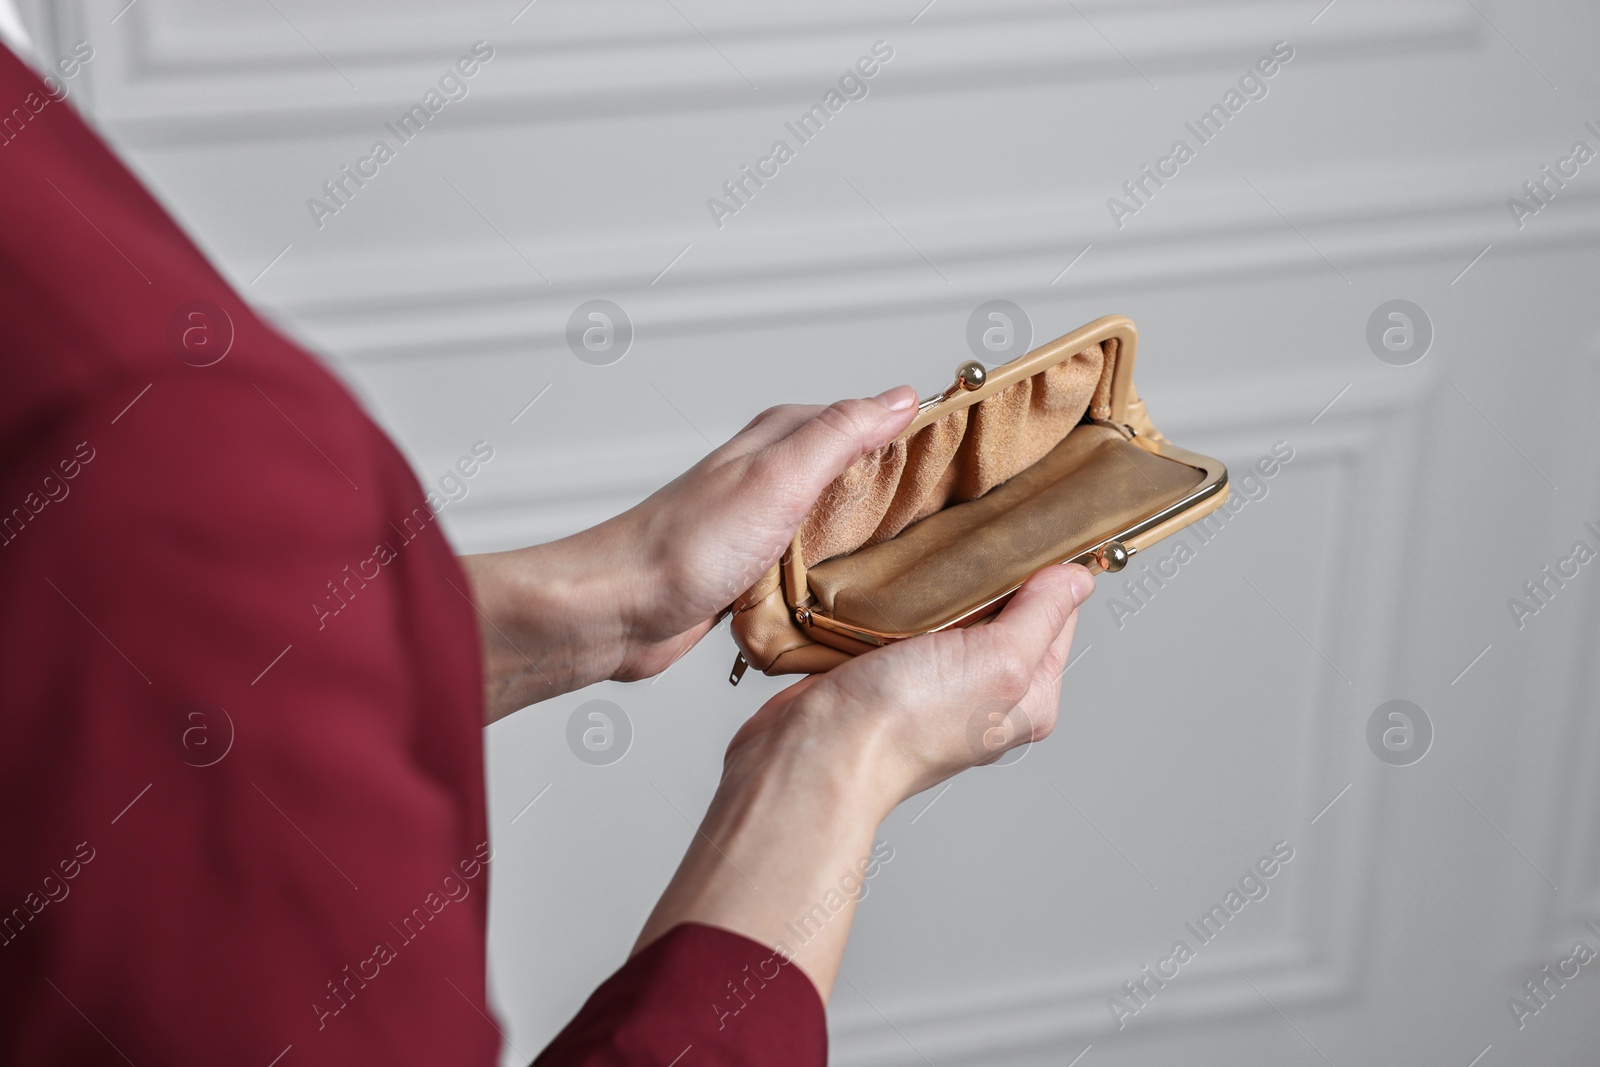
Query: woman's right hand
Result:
<box><xmin>740</xmin><ymin>562</ymin><xmax>1094</xmax><ymax>811</ymax></box>
<box><xmin>634</xmin><ymin>563</ymin><xmax>1093</xmax><ymax>999</ymax></box>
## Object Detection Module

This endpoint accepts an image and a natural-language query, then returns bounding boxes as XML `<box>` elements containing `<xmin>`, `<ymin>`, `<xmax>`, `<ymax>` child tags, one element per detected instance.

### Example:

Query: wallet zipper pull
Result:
<box><xmin>729</xmin><ymin>653</ymin><xmax>749</xmax><ymax>686</ymax></box>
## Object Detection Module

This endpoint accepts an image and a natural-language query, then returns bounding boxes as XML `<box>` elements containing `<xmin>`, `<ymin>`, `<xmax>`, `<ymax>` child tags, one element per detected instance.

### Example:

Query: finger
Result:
<box><xmin>758</xmin><ymin>389</ymin><xmax>918</xmax><ymax>500</ymax></box>
<box><xmin>965</xmin><ymin>598</ymin><xmax>1079</xmax><ymax>763</ymax></box>
<box><xmin>1006</xmin><ymin>566</ymin><xmax>1093</xmax><ymax>743</ymax></box>
<box><xmin>726</xmin><ymin>404</ymin><xmax>827</xmax><ymax>454</ymax></box>
<box><xmin>1015</xmin><ymin>605</ymin><xmax>1079</xmax><ymax>732</ymax></box>
<box><xmin>832</xmin><ymin>562</ymin><xmax>1086</xmax><ymax>712</ymax></box>
<box><xmin>1042</xmin><ymin>604</ymin><xmax>1080</xmax><ymax>687</ymax></box>
<box><xmin>1037</xmin><ymin>564</ymin><xmax>1092</xmax><ymax>683</ymax></box>
<box><xmin>964</xmin><ymin>565</ymin><xmax>1090</xmax><ymax>695</ymax></box>
<box><xmin>663</xmin><ymin>404</ymin><xmax>824</xmax><ymax>497</ymax></box>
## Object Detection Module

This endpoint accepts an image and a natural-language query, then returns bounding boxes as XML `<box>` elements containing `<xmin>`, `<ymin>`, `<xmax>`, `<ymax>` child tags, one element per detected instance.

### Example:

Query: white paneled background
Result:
<box><xmin>19</xmin><ymin>0</ymin><xmax>1600</xmax><ymax>1062</ymax></box>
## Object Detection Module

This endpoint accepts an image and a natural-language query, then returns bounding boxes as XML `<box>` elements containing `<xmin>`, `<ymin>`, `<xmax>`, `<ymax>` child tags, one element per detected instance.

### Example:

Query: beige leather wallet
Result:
<box><xmin>728</xmin><ymin>314</ymin><xmax>1228</xmax><ymax>682</ymax></box>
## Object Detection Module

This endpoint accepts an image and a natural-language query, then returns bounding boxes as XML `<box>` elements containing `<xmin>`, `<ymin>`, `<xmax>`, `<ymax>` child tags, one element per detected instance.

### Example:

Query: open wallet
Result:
<box><xmin>727</xmin><ymin>314</ymin><xmax>1229</xmax><ymax>683</ymax></box>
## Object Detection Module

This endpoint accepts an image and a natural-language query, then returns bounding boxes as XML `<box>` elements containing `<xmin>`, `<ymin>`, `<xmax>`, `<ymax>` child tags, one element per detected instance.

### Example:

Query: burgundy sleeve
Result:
<box><xmin>0</xmin><ymin>376</ymin><xmax>499</xmax><ymax>1066</ymax></box>
<box><xmin>0</xmin><ymin>42</ymin><xmax>826</xmax><ymax>1067</ymax></box>
<box><xmin>0</xmin><ymin>42</ymin><xmax>497</xmax><ymax>1065</ymax></box>
<box><xmin>536</xmin><ymin>924</ymin><xmax>827</xmax><ymax>1066</ymax></box>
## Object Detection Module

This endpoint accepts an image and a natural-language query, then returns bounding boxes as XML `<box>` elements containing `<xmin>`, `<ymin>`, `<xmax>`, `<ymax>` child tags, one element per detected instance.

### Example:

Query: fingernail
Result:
<box><xmin>873</xmin><ymin>385</ymin><xmax>916</xmax><ymax>412</ymax></box>
<box><xmin>1068</xmin><ymin>567</ymin><xmax>1095</xmax><ymax>605</ymax></box>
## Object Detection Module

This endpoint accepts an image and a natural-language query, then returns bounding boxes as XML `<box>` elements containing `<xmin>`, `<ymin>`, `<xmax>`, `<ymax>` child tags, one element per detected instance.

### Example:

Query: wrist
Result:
<box><xmin>635</xmin><ymin>694</ymin><xmax>895</xmax><ymax>998</ymax></box>
<box><xmin>729</xmin><ymin>689</ymin><xmax>904</xmax><ymax>826</ymax></box>
<box><xmin>466</xmin><ymin>533</ymin><xmax>637</xmax><ymax>719</ymax></box>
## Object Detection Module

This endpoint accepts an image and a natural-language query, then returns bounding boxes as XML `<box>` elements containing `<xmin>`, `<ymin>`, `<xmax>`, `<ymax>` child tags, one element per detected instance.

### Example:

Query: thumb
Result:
<box><xmin>963</xmin><ymin>564</ymin><xmax>1093</xmax><ymax>685</ymax></box>
<box><xmin>766</xmin><ymin>387</ymin><xmax>919</xmax><ymax>502</ymax></box>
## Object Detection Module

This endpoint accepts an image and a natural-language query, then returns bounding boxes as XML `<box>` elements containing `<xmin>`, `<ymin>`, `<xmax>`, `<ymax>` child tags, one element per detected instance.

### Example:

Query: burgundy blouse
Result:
<box><xmin>0</xmin><ymin>44</ymin><xmax>823</xmax><ymax>1066</ymax></box>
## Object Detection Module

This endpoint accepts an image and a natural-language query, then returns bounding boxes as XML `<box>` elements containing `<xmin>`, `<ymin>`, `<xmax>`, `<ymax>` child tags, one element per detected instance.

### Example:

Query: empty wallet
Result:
<box><xmin>728</xmin><ymin>314</ymin><xmax>1228</xmax><ymax>682</ymax></box>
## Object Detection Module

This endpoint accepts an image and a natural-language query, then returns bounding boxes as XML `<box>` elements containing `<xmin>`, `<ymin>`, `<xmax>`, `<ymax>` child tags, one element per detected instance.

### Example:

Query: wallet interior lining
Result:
<box><xmin>798</xmin><ymin>341</ymin><xmax>1110</xmax><ymax>569</ymax></box>
<box><xmin>805</xmin><ymin>424</ymin><xmax>1206</xmax><ymax>637</ymax></box>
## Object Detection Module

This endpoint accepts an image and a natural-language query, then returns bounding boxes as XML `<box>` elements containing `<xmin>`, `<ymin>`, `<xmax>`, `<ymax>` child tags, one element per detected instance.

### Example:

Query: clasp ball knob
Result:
<box><xmin>954</xmin><ymin>360</ymin><xmax>986</xmax><ymax>391</ymax></box>
<box><xmin>1096</xmin><ymin>541</ymin><xmax>1130</xmax><ymax>573</ymax></box>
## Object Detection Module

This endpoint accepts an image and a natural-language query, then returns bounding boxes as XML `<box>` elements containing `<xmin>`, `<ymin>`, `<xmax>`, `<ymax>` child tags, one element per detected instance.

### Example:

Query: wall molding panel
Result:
<box><xmin>261</xmin><ymin>159</ymin><xmax>1595</xmax><ymax>369</ymax></box>
<box><xmin>35</xmin><ymin>1</ymin><xmax>1598</xmax><ymax>1063</ymax></box>
<box><xmin>49</xmin><ymin>0</ymin><xmax>1479</xmax><ymax>143</ymax></box>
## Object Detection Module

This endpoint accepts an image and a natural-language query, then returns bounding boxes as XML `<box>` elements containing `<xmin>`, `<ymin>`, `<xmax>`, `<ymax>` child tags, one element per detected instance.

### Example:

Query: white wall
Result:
<box><xmin>31</xmin><ymin>0</ymin><xmax>1600</xmax><ymax>1062</ymax></box>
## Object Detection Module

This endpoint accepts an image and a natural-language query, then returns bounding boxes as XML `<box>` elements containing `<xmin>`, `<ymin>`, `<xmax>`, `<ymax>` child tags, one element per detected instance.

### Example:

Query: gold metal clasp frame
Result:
<box><xmin>793</xmin><ymin>435</ymin><xmax>1228</xmax><ymax>650</ymax></box>
<box><xmin>917</xmin><ymin>359</ymin><xmax>988</xmax><ymax>412</ymax></box>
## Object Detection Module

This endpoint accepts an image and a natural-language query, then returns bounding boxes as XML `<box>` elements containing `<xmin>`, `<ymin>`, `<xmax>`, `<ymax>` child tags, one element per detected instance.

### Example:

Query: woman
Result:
<box><xmin>0</xmin><ymin>38</ymin><xmax>1090</xmax><ymax>1065</ymax></box>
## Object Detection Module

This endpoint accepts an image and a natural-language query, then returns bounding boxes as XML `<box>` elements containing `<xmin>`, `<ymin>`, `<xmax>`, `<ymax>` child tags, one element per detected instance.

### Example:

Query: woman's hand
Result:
<box><xmin>634</xmin><ymin>563</ymin><xmax>1093</xmax><ymax>998</ymax></box>
<box><xmin>462</xmin><ymin>387</ymin><xmax>918</xmax><ymax>722</ymax></box>
<box><xmin>603</xmin><ymin>386</ymin><xmax>922</xmax><ymax>679</ymax></box>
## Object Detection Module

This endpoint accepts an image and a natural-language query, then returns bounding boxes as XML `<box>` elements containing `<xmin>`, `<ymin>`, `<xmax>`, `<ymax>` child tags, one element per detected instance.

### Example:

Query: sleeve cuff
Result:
<box><xmin>535</xmin><ymin>922</ymin><xmax>826</xmax><ymax>1066</ymax></box>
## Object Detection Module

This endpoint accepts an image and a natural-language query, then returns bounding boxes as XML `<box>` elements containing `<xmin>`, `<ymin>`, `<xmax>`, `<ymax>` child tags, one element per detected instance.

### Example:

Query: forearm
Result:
<box><xmin>459</xmin><ymin>392</ymin><xmax>920</xmax><ymax>724</ymax></box>
<box><xmin>460</xmin><ymin>528</ymin><xmax>637</xmax><ymax>722</ymax></box>
<box><xmin>634</xmin><ymin>703</ymin><xmax>895</xmax><ymax>1000</ymax></box>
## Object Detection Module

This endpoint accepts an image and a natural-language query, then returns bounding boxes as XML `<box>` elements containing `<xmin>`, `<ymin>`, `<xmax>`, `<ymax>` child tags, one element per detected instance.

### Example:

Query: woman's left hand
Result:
<box><xmin>463</xmin><ymin>386</ymin><xmax>917</xmax><ymax>721</ymax></box>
